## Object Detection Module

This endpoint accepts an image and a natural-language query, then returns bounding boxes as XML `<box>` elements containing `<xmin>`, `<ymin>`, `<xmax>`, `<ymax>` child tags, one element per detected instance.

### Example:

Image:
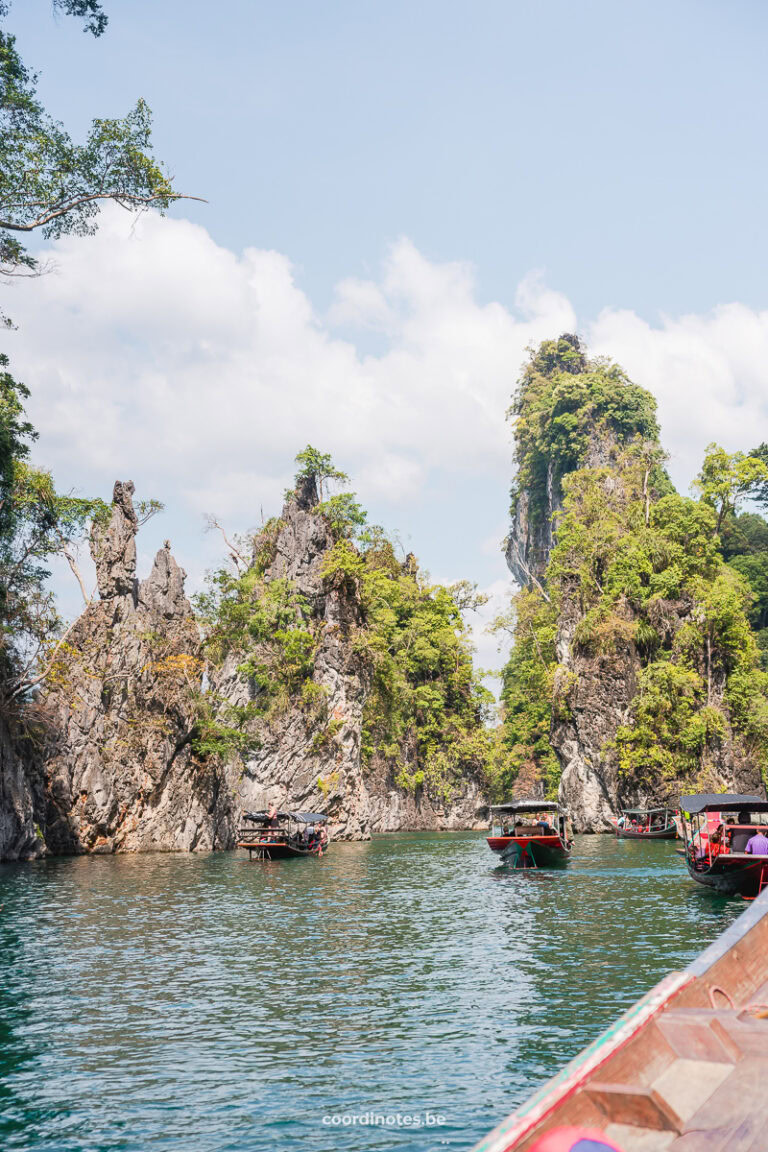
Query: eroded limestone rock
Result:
<box><xmin>41</xmin><ymin>482</ymin><xmax>233</xmax><ymax>855</ymax></box>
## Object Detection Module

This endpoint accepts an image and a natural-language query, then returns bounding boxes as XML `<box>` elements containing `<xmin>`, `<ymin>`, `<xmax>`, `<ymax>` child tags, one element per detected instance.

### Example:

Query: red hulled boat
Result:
<box><xmin>678</xmin><ymin>792</ymin><xmax>768</xmax><ymax>897</ymax></box>
<box><xmin>488</xmin><ymin>801</ymin><xmax>573</xmax><ymax>869</ymax></box>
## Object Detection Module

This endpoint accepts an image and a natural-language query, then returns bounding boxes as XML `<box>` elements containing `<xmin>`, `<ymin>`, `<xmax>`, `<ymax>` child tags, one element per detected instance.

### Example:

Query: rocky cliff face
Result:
<box><xmin>214</xmin><ymin>479</ymin><xmax>487</xmax><ymax>839</ymax></box>
<box><xmin>504</xmin><ymin>338</ymin><xmax>765</xmax><ymax>829</ymax></box>
<box><xmin>365</xmin><ymin>749</ymin><xmax>487</xmax><ymax>832</ymax></box>
<box><xmin>214</xmin><ymin>477</ymin><xmax>373</xmax><ymax>839</ymax></box>
<box><xmin>40</xmin><ymin>481</ymin><xmax>234</xmax><ymax>854</ymax></box>
<box><xmin>0</xmin><ymin>710</ymin><xmax>44</xmax><ymax>860</ymax></box>
<box><xmin>505</xmin><ymin>469</ymin><xmax>558</xmax><ymax>589</ymax></box>
<box><xmin>551</xmin><ymin>594</ymin><xmax>637</xmax><ymax>830</ymax></box>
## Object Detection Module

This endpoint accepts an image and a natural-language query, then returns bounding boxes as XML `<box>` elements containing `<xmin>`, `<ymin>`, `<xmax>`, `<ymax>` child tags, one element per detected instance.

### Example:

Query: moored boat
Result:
<box><xmin>237</xmin><ymin>811</ymin><xmax>329</xmax><ymax>860</ymax></box>
<box><xmin>487</xmin><ymin>801</ymin><xmax>572</xmax><ymax>868</ymax></box>
<box><xmin>614</xmin><ymin>806</ymin><xmax>677</xmax><ymax>840</ymax></box>
<box><xmin>678</xmin><ymin>793</ymin><xmax>768</xmax><ymax>898</ymax></box>
<box><xmin>472</xmin><ymin>886</ymin><xmax>768</xmax><ymax>1152</ymax></box>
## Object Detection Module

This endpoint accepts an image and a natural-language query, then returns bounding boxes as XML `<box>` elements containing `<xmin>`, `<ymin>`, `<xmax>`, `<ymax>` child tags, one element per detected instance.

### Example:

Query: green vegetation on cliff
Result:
<box><xmin>322</xmin><ymin>532</ymin><xmax>492</xmax><ymax>796</ymax></box>
<box><xmin>510</xmin><ymin>333</ymin><xmax>666</xmax><ymax>532</ymax></box>
<box><xmin>197</xmin><ymin>447</ymin><xmax>492</xmax><ymax>798</ymax></box>
<box><xmin>498</xmin><ymin>335</ymin><xmax>768</xmax><ymax>801</ymax></box>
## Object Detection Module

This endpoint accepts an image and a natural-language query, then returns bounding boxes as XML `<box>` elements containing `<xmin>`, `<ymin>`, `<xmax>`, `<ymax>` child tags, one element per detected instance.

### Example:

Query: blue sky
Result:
<box><xmin>6</xmin><ymin>0</ymin><xmax>768</xmax><ymax>677</ymax></box>
<box><xmin>9</xmin><ymin>0</ymin><xmax>768</xmax><ymax>319</ymax></box>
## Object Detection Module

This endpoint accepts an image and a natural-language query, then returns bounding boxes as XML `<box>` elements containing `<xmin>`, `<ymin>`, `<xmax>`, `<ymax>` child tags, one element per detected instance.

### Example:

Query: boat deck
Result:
<box><xmin>581</xmin><ymin>1002</ymin><xmax>768</xmax><ymax>1151</ymax></box>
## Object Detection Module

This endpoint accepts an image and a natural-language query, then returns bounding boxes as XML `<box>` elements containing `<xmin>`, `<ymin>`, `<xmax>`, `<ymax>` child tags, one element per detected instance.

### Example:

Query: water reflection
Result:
<box><xmin>0</xmin><ymin>833</ymin><xmax>745</xmax><ymax>1152</ymax></box>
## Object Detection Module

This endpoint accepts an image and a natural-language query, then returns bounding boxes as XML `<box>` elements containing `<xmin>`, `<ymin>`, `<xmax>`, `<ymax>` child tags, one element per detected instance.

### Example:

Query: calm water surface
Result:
<box><xmin>0</xmin><ymin>832</ymin><xmax>746</xmax><ymax>1152</ymax></box>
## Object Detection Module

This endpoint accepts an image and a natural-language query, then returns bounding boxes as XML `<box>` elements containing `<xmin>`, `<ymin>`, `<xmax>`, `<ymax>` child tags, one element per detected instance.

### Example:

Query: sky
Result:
<box><xmin>5</xmin><ymin>0</ymin><xmax>768</xmax><ymax>680</ymax></box>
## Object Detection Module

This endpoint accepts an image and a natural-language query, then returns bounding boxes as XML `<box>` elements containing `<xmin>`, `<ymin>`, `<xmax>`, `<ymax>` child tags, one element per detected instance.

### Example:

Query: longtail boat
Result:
<box><xmin>678</xmin><ymin>793</ymin><xmax>768</xmax><ymax>898</ymax></box>
<box><xmin>612</xmin><ymin>807</ymin><xmax>677</xmax><ymax>840</ymax></box>
<box><xmin>488</xmin><ymin>801</ymin><xmax>572</xmax><ymax>869</ymax></box>
<box><xmin>237</xmin><ymin>811</ymin><xmax>328</xmax><ymax>860</ymax></box>
<box><xmin>473</xmin><ymin>886</ymin><xmax>768</xmax><ymax>1152</ymax></box>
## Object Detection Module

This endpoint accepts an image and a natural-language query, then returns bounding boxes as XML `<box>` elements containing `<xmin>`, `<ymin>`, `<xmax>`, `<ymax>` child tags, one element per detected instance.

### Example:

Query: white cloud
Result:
<box><xmin>7</xmin><ymin>206</ymin><xmax>768</xmax><ymax>674</ymax></box>
<box><xmin>590</xmin><ymin>303</ymin><xmax>768</xmax><ymax>489</ymax></box>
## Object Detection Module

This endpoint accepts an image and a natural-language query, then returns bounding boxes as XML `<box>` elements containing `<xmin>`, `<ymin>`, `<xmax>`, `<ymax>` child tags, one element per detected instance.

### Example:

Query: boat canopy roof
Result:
<box><xmin>242</xmin><ymin>810</ymin><xmax>326</xmax><ymax>823</ymax></box>
<box><xmin>680</xmin><ymin>793</ymin><xmax>768</xmax><ymax>814</ymax></box>
<box><xmin>243</xmin><ymin>810</ymin><xmax>292</xmax><ymax>822</ymax></box>
<box><xmin>490</xmin><ymin>800</ymin><xmax>565</xmax><ymax>814</ymax></box>
<box><xmin>621</xmin><ymin>807</ymin><xmax>672</xmax><ymax>816</ymax></box>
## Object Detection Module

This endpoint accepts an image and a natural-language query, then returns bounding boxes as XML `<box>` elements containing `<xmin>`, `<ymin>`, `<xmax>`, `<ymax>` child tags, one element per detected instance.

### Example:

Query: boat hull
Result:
<box><xmin>617</xmin><ymin>825</ymin><xmax>677</xmax><ymax>840</ymax></box>
<box><xmin>487</xmin><ymin>835</ymin><xmax>570</xmax><ymax>868</ymax></box>
<box><xmin>237</xmin><ymin>839</ymin><xmax>325</xmax><ymax>860</ymax></box>
<box><xmin>685</xmin><ymin>854</ymin><xmax>768</xmax><ymax>896</ymax></box>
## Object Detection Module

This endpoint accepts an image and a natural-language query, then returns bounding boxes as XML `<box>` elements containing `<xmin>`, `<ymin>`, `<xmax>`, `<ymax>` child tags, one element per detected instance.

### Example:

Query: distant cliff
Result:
<box><xmin>501</xmin><ymin>335</ymin><xmax>768</xmax><ymax>829</ymax></box>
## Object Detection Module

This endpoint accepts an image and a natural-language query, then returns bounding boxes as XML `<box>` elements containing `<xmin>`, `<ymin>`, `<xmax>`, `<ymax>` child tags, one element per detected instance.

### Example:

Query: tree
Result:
<box><xmin>293</xmin><ymin>445</ymin><xmax>348</xmax><ymax>502</ymax></box>
<box><xmin>0</xmin><ymin>2</ymin><xmax>195</xmax><ymax>288</ymax></box>
<box><xmin>748</xmin><ymin>443</ymin><xmax>768</xmax><ymax>510</ymax></box>
<box><xmin>0</xmin><ymin>352</ymin><xmax>110</xmax><ymax>697</ymax></box>
<box><xmin>694</xmin><ymin>444</ymin><xmax>768</xmax><ymax>533</ymax></box>
<box><xmin>0</xmin><ymin>1</ymin><xmax>181</xmax><ymax>697</ymax></box>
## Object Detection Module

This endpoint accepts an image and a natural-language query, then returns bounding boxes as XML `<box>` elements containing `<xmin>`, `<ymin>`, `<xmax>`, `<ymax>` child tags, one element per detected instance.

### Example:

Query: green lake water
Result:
<box><xmin>0</xmin><ymin>832</ymin><xmax>747</xmax><ymax>1152</ymax></box>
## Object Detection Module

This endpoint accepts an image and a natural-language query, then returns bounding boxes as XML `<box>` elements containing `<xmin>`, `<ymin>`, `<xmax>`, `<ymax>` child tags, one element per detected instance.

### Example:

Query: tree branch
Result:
<box><xmin>0</xmin><ymin>191</ymin><xmax>207</xmax><ymax>233</ymax></box>
<box><xmin>6</xmin><ymin>616</ymin><xmax>80</xmax><ymax>703</ymax></box>
<box><xmin>206</xmin><ymin>516</ymin><xmax>248</xmax><ymax>573</ymax></box>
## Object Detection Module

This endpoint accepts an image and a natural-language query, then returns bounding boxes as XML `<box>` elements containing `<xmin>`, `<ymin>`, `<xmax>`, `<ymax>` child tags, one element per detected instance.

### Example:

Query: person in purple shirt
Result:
<box><xmin>745</xmin><ymin>828</ymin><xmax>768</xmax><ymax>855</ymax></box>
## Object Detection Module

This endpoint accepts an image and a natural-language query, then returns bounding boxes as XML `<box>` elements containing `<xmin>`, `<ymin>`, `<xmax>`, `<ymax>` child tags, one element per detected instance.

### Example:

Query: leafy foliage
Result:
<box><xmin>497</xmin><ymin>336</ymin><xmax>768</xmax><ymax>800</ymax></box>
<box><xmin>693</xmin><ymin>444</ymin><xmax>768</xmax><ymax>533</ymax></box>
<box><xmin>0</xmin><ymin>6</ymin><xmax>181</xmax><ymax>283</ymax></box>
<box><xmin>322</xmin><ymin>534</ymin><xmax>493</xmax><ymax>798</ymax></box>
<box><xmin>0</xmin><ymin>354</ymin><xmax>108</xmax><ymax>695</ymax></box>
<box><xmin>509</xmin><ymin>334</ymin><xmax>666</xmax><ymax>533</ymax></box>
<box><xmin>198</xmin><ymin>450</ymin><xmax>492</xmax><ymax>798</ymax></box>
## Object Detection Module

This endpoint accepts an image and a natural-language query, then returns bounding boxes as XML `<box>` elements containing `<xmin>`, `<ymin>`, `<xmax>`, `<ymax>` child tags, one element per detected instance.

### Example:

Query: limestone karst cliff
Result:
<box><xmin>40</xmin><ymin>481</ymin><xmax>233</xmax><ymax>854</ymax></box>
<box><xmin>501</xmin><ymin>335</ymin><xmax>768</xmax><ymax>829</ymax></box>
<box><xmin>205</xmin><ymin>471</ymin><xmax>489</xmax><ymax>840</ymax></box>
<box><xmin>0</xmin><ymin>711</ymin><xmax>44</xmax><ymax>860</ymax></box>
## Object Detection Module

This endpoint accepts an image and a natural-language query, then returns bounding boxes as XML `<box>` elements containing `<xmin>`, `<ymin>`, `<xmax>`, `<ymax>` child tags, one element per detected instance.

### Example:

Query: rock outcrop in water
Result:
<box><xmin>211</xmin><ymin>476</ymin><xmax>488</xmax><ymax>839</ymax></box>
<box><xmin>40</xmin><ymin>481</ymin><xmax>233</xmax><ymax>854</ymax></box>
<box><xmin>502</xmin><ymin>336</ymin><xmax>767</xmax><ymax>829</ymax></box>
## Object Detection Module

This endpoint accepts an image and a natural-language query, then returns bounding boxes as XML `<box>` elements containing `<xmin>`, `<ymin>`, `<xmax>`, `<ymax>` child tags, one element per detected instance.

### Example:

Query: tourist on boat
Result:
<box><xmin>536</xmin><ymin>816</ymin><xmax>552</xmax><ymax>834</ymax></box>
<box><xmin>617</xmin><ymin>814</ymin><xmax>626</xmax><ymax>829</ymax></box>
<box><xmin>266</xmin><ymin>802</ymin><xmax>279</xmax><ymax>828</ymax></box>
<box><xmin>709</xmin><ymin>823</ymin><xmax>727</xmax><ymax>856</ymax></box>
<box><xmin>745</xmin><ymin>827</ymin><xmax>768</xmax><ymax>855</ymax></box>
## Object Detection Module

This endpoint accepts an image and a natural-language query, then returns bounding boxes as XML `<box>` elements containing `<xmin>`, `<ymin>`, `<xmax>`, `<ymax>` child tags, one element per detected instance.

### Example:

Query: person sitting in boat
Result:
<box><xmin>536</xmin><ymin>816</ymin><xmax>553</xmax><ymax>834</ymax></box>
<box><xmin>745</xmin><ymin>827</ymin><xmax>768</xmax><ymax>855</ymax></box>
<box><xmin>709</xmin><ymin>822</ymin><xmax>727</xmax><ymax>856</ymax></box>
<box><xmin>266</xmin><ymin>802</ymin><xmax>279</xmax><ymax>828</ymax></box>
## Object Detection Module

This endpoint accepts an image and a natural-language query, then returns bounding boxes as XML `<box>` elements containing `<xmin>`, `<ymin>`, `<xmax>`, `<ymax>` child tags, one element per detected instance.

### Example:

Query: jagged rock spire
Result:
<box><xmin>91</xmin><ymin>480</ymin><xmax>138</xmax><ymax>599</ymax></box>
<box><xmin>293</xmin><ymin>473</ymin><xmax>320</xmax><ymax>511</ymax></box>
